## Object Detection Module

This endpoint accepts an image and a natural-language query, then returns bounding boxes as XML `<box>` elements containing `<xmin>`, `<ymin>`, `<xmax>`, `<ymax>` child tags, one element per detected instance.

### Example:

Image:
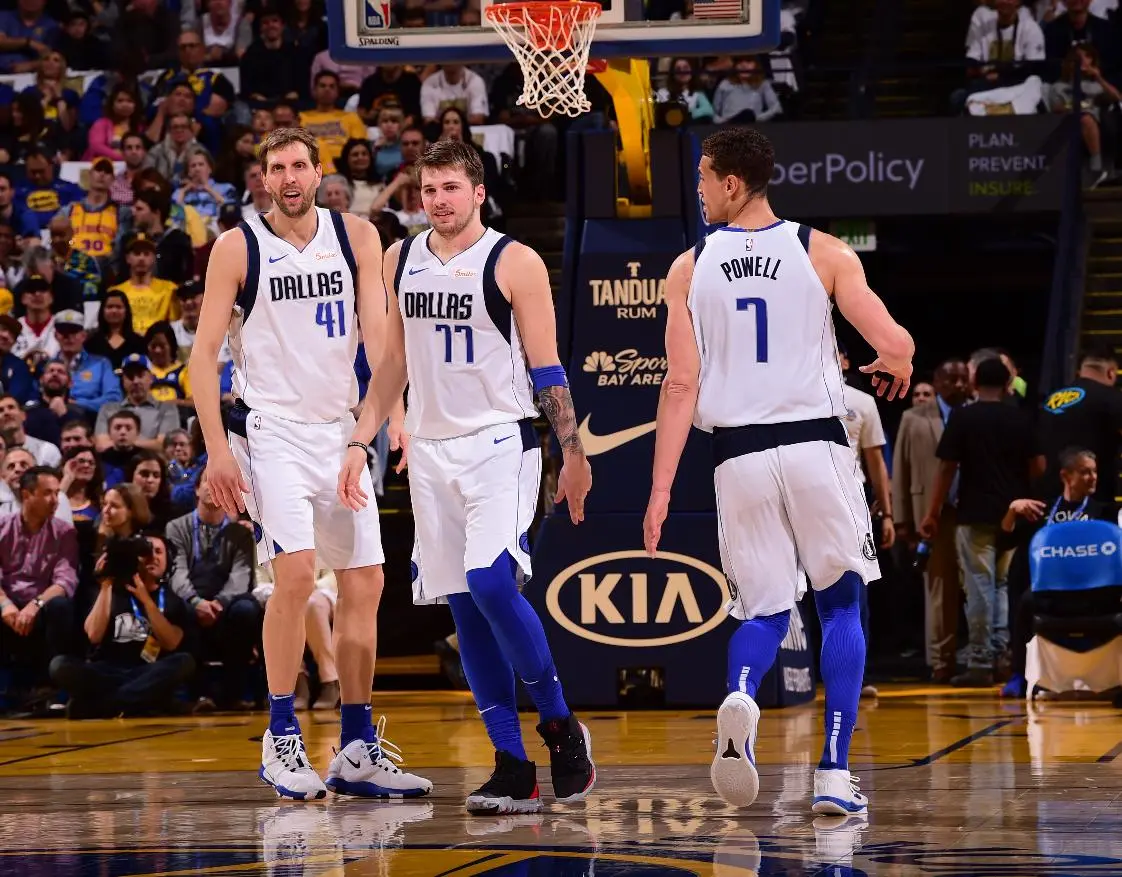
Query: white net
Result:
<box><xmin>485</xmin><ymin>2</ymin><xmax>602</xmax><ymax>118</ymax></box>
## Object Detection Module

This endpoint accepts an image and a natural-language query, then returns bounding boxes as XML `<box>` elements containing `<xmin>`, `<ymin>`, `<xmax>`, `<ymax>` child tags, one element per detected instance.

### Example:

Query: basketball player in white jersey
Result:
<box><xmin>188</xmin><ymin>128</ymin><xmax>431</xmax><ymax>801</ymax></box>
<box><xmin>643</xmin><ymin>128</ymin><xmax>914</xmax><ymax>815</ymax></box>
<box><xmin>338</xmin><ymin>140</ymin><xmax>596</xmax><ymax>815</ymax></box>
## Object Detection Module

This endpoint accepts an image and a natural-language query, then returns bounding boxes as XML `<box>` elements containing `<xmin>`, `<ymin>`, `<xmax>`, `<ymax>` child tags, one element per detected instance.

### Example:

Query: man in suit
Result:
<box><xmin>892</xmin><ymin>359</ymin><xmax>970</xmax><ymax>682</ymax></box>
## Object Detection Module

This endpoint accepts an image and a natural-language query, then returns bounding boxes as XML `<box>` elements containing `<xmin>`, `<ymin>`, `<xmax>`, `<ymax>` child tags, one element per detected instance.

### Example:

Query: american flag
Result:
<box><xmin>692</xmin><ymin>0</ymin><xmax>743</xmax><ymax>20</ymax></box>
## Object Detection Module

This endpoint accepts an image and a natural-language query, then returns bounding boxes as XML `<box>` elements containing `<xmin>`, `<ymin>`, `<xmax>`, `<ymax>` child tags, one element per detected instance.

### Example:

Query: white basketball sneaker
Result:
<box><xmin>259</xmin><ymin>729</ymin><xmax>327</xmax><ymax>800</ymax></box>
<box><xmin>811</xmin><ymin>768</ymin><xmax>868</xmax><ymax>814</ymax></box>
<box><xmin>710</xmin><ymin>691</ymin><xmax>761</xmax><ymax>808</ymax></box>
<box><xmin>325</xmin><ymin>716</ymin><xmax>433</xmax><ymax>798</ymax></box>
<box><xmin>812</xmin><ymin>813</ymin><xmax>868</xmax><ymax>866</ymax></box>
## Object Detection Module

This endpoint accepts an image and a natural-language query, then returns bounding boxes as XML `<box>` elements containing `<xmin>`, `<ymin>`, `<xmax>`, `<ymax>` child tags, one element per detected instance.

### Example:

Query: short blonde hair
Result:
<box><xmin>258</xmin><ymin>127</ymin><xmax>321</xmax><ymax>171</ymax></box>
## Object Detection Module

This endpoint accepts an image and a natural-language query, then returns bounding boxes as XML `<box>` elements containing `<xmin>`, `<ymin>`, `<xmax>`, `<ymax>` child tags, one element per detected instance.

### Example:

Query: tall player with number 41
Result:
<box><xmin>189</xmin><ymin>128</ymin><xmax>432</xmax><ymax>801</ymax></box>
<box><xmin>644</xmin><ymin>128</ymin><xmax>914</xmax><ymax>816</ymax></box>
<box><xmin>339</xmin><ymin>140</ymin><xmax>596</xmax><ymax>815</ymax></box>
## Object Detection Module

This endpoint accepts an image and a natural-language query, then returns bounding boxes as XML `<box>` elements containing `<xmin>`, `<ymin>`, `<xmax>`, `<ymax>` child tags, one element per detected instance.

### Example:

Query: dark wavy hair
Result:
<box><xmin>97</xmin><ymin>289</ymin><xmax>138</xmax><ymax>337</ymax></box>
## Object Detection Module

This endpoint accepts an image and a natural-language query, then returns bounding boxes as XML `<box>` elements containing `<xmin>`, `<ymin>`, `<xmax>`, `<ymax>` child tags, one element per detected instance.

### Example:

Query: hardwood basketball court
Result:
<box><xmin>2</xmin><ymin>685</ymin><xmax>1121</xmax><ymax>875</ymax></box>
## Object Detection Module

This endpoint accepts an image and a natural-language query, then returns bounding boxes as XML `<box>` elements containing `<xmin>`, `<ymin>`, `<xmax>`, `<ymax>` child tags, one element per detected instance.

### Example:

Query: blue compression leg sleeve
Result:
<box><xmin>814</xmin><ymin>572</ymin><xmax>866</xmax><ymax>771</ymax></box>
<box><xmin>727</xmin><ymin>611</ymin><xmax>791</xmax><ymax>698</ymax></box>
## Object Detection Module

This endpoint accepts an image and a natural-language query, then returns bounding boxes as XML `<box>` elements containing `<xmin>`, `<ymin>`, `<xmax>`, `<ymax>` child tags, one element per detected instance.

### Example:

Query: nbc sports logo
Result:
<box><xmin>583</xmin><ymin>352</ymin><xmax>616</xmax><ymax>373</ymax></box>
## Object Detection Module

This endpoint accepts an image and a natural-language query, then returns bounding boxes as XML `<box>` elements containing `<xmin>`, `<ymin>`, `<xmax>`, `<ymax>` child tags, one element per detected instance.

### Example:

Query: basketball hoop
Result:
<box><xmin>484</xmin><ymin>1</ymin><xmax>603</xmax><ymax>118</ymax></box>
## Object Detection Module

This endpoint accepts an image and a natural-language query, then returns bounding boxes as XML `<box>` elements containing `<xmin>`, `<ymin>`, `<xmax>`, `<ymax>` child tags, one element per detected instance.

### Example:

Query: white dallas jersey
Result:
<box><xmin>690</xmin><ymin>221</ymin><xmax>848</xmax><ymax>430</ymax></box>
<box><xmin>228</xmin><ymin>208</ymin><xmax>359</xmax><ymax>423</ymax></box>
<box><xmin>397</xmin><ymin>228</ymin><xmax>537</xmax><ymax>440</ymax></box>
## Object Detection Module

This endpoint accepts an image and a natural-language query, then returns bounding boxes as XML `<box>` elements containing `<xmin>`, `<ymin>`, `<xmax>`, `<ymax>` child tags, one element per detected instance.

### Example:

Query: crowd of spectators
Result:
<box><xmin>957</xmin><ymin>0</ymin><xmax>1122</xmax><ymax>185</ymax></box>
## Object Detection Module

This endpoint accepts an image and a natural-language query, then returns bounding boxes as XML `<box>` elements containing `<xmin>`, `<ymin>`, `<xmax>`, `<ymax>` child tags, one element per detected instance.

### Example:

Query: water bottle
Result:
<box><xmin>913</xmin><ymin>540</ymin><xmax>931</xmax><ymax>572</ymax></box>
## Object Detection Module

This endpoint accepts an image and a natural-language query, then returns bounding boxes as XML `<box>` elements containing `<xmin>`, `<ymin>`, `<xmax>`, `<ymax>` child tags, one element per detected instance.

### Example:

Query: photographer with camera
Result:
<box><xmin>49</xmin><ymin>534</ymin><xmax>196</xmax><ymax>719</ymax></box>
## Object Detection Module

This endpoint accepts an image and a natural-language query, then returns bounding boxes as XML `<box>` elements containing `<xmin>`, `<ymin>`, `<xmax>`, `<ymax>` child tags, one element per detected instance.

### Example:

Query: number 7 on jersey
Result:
<box><xmin>736</xmin><ymin>297</ymin><xmax>768</xmax><ymax>363</ymax></box>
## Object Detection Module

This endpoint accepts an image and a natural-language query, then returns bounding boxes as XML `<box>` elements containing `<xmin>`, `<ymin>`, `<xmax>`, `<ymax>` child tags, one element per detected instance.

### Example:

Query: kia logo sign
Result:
<box><xmin>545</xmin><ymin>550</ymin><xmax>730</xmax><ymax>647</ymax></box>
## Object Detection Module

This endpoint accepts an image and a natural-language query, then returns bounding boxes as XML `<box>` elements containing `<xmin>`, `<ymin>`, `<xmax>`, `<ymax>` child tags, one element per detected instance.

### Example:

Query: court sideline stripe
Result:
<box><xmin>0</xmin><ymin>728</ymin><xmax>190</xmax><ymax>767</ymax></box>
<box><xmin>908</xmin><ymin>719</ymin><xmax>1016</xmax><ymax>767</ymax></box>
<box><xmin>433</xmin><ymin>852</ymin><xmax>510</xmax><ymax>876</ymax></box>
<box><xmin>1097</xmin><ymin>738</ymin><xmax>1122</xmax><ymax>763</ymax></box>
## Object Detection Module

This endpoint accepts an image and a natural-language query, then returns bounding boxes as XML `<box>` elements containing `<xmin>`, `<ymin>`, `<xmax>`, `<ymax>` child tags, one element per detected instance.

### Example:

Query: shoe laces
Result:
<box><xmin>847</xmin><ymin>773</ymin><xmax>863</xmax><ymax>797</ymax></box>
<box><xmin>274</xmin><ymin>733</ymin><xmax>312</xmax><ymax>771</ymax></box>
<box><xmin>368</xmin><ymin>715</ymin><xmax>406</xmax><ymax>774</ymax></box>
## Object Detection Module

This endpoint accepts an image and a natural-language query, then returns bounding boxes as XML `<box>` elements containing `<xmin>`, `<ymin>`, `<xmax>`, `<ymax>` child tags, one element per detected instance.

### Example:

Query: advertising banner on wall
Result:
<box><xmin>567</xmin><ymin>218</ymin><xmax>716</xmax><ymax>513</ymax></box>
<box><xmin>690</xmin><ymin>115</ymin><xmax>1069</xmax><ymax>221</ymax></box>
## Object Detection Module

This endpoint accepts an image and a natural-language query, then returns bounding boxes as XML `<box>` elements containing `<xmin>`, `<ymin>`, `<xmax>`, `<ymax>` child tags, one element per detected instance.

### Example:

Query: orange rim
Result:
<box><xmin>485</xmin><ymin>0</ymin><xmax>602</xmax><ymax>51</ymax></box>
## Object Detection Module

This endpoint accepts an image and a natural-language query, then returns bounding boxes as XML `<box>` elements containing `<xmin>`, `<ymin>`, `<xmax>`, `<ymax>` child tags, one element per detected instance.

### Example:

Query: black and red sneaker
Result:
<box><xmin>537</xmin><ymin>714</ymin><xmax>596</xmax><ymax>803</ymax></box>
<box><xmin>466</xmin><ymin>750</ymin><xmax>542</xmax><ymax>815</ymax></box>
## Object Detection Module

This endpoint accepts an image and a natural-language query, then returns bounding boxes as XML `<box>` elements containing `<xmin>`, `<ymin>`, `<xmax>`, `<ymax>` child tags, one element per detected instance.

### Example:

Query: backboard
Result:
<box><xmin>326</xmin><ymin>0</ymin><xmax>781</xmax><ymax>65</ymax></box>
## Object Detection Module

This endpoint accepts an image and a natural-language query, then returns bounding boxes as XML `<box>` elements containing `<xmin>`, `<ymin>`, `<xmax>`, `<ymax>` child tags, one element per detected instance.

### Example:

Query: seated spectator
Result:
<box><xmin>59</xmin><ymin>444</ymin><xmax>103</xmax><ymax>525</ymax></box>
<box><xmin>1043</xmin><ymin>0</ymin><xmax>1117</xmax><ymax>82</ymax></box>
<box><xmin>109</xmin><ymin>133</ymin><xmax>151</xmax><ymax>207</ymax></box>
<box><xmin>19</xmin><ymin>243</ymin><xmax>83</xmax><ymax>315</ymax></box>
<box><xmin>420</xmin><ymin>64</ymin><xmax>490</xmax><ymax>128</ymax></box>
<box><xmin>126</xmin><ymin>449</ymin><xmax>173</xmax><ymax>530</ymax></box>
<box><xmin>962</xmin><ymin>0</ymin><xmax>1046</xmax><ymax>111</ymax></box>
<box><xmin>271</xmin><ymin>101</ymin><xmax>300</xmax><ymax>129</ymax></box>
<box><xmin>50</xmin><ymin>533</ymin><xmax>195</xmax><ymax>719</ymax></box>
<box><xmin>300</xmin><ymin>71</ymin><xmax>369</xmax><ymax>174</ymax></box>
<box><xmin>318</xmin><ymin>174</ymin><xmax>354</xmax><ymax>213</ymax></box>
<box><xmin>336</xmin><ymin>138</ymin><xmax>384</xmax><ymax>217</ymax></box>
<box><xmin>111</xmin><ymin>0</ymin><xmax>179</xmax><ymax>71</ymax></box>
<box><xmin>286</xmin><ymin>0</ymin><xmax>327</xmax><ymax>60</ymax></box>
<box><xmin>59</xmin><ymin>418</ymin><xmax>93</xmax><ymax>453</ymax></box>
<box><xmin>147</xmin><ymin>108</ymin><xmax>202</xmax><ymax>189</ymax></box>
<box><xmin>79</xmin><ymin>57</ymin><xmax>155</xmax><ymax>131</ymax></box>
<box><xmin>23</xmin><ymin>360</ymin><xmax>87</xmax><ymax>447</ymax></box>
<box><xmin>0</xmin><ymin>466</ymin><xmax>78</xmax><ymax>704</ymax></box>
<box><xmin>67</xmin><ymin>158</ymin><xmax>125</xmax><ymax>269</ymax></box>
<box><xmin>109</xmin><ymin>234</ymin><xmax>180</xmax><ymax>337</ymax></box>
<box><xmin>23</xmin><ymin>50</ymin><xmax>79</xmax><ymax>134</ymax></box>
<box><xmin>308</xmin><ymin>50</ymin><xmax>378</xmax><ymax>102</ymax></box>
<box><xmin>713</xmin><ymin>57</ymin><xmax>783</xmax><ymax>124</ymax></box>
<box><xmin>655</xmin><ymin>58</ymin><xmax>715</xmax><ymax>122</ymax></box>
<box><xmin>1001</xmin><ymin>447</ymin><xmax>1117</xmax><ymax>696</ymax></box>
<box><xmin>144</xmin><ymin>321</ymin><xmax>192</xmax><ymax>409</ymax></box>
<box><xmin>97</xmin><ymin>411</ymin><xmax>141</xmax><ymax>487</ymax></box>
<box><xmin>13</xmin><ymin>149</ymin><xmax>84</xmax><ymax>233</ymax></box>
<box><xmin>130</xmin><ymin>191</ymin><xmax>196</xmax><ymax>287</ymax></box>
<box><xmin>1048</xmin><ymin>44</ymin><xmax>1121</xmax><ymax>184</ymax></box>
<box><xmin>0</xmin><ymin>394</ymin><xmax>61</xmax><ymax>466</ymax></box>
<box><xmin>52</xmin><ymin>310</ymin><xmax>120</xmax><ymax>422</ymax></box>
<box><xmin>214</xmin><ymin>126</ymin><xmax>259</xmax><ymax>194</ymax></box>
<box><xmin>0</xmin><ymin>0</ymin><xmax>60</xmax><ymax>75</ymax></box>
<box><xmin>0</xmin><ymin>171</ymin><xmax>39</xmax><ymax>241</ymax></box>
<box><xmin>55</xmin><ymin>7</ymin><xmax>106</xmax><ymax>72</ymax></box>
<box><xmin>201</xmin><ymin>0</ymin><xmax>252</xmax><ymax>65</ymax></box>
<box><xmin>389</xmin><ymin>125</ymin><xmax>426</xmax><ymax>184</ymax></box>
<box><xmin>0</xmin><ymin>313</ymin><xmax>34</xmax><ymax>405</ymax></box>
<box><xmin>240</xmin><ymin>161</ymin><xmax>275</xmax><ymax>221</ymax></box>
<box><xmin>2</xmin><ymin>91</ymin><xmax>70</xmax><ymax>164</ymax></box>
<box><xmin>47</xmin><ymin>216</ymin><xmax>102</xmax><ymax>329</ymax></box>
<box><xmin>165</xmin><ymin>428</ymin><xmax>204</xmax><ymax>512</ymax></box>
<box><xmin>392</xmin><ymin>179</ymin><xmax>430</xmax><ymax>235</ymax></box>
<box><xmin>83</xmin><ymin>86</ymin><xmax>144</xmax><ymax>162</ymax></box>
<box><xmin>0</xmin><ymin>446</ymin><xmax>72</xmax><ymax>521</ymax></box>
<box><xmin>168</xmin><ymin>466</ymin><xmax>260</xmax><ymax>711</ymax></box>
<box><xmin>358</xmin><ymin>65</ymin><xmax>423</xmax><ymax>126</ymax></box>
<box><xmin>170</xmin><ymin>281</ymin><xmax>204</xmax><ymax>362</ymax></box>
<box><xmin>10</xmin><ymin>275</ymin><xmax>59</xmax><ymax>368</ymax></box>
<box><xmin>153</xmin><ymin>28</ymin><xmax>236</xmax><ymax>150</ymax></box>
<box><xmin>373</xmin><ymin>108</ymin><xmax>405</xmax><ymax>178</ymax></box>
<box><xmin>95</xmin><ymin>357</ymin><xmax>180</xmax><ymax>454</ymax></box>
<box><xmin>437</xmin><ymin>107</ymin><xmax>502</xmax><ymax>196</ymax></box>
<box><xmin>239</xmin><ymin>6</ymin><xmax>305</xmax><ymax>107</ymax></box>
<box><xmin>175</xmin><ymin>148</ymin><xmax>235</xmax><ymax>236</ymax></box>
<box><xmin>84</xmin><ymin>291</ymin><xmax>147</xmax><ymax>373</ymax></box>
<box><xmin>967</xmin><ymin>0</ymin><xmax>1038</xmax><ymax>49</ymax></box>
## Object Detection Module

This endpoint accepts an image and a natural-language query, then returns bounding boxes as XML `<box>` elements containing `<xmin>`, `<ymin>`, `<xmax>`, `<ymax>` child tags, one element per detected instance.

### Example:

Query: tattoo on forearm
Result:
<box><xmin>538</xmin><ymin>386</ymin><xmax>583</xmax><ymax>454</ymax></box>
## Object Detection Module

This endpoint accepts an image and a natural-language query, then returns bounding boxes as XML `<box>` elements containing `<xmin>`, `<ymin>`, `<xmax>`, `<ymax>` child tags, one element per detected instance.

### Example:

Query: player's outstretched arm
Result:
<box><xmin>189</xmin><ymin>229</ymin><xmax>247</xmax><ymax>518</ymax></box>
<box><xmin>504</xmin><ymin>242</ymin><xmax>591</xmax><ymax>525</ymax></box>
<box><xmin>822</xmin><ymin>232</ymin><xmax>915</xmax><ymax>401</ymax></box>
<box><xmin>644</xmin><ymin>248</ymin><xmax>701</xmax><ymax>557</ymax></box>
<box><xmin>339</xmin><ymin>233</ymin><xmax>409</xmax><ymax>511</ymax></box>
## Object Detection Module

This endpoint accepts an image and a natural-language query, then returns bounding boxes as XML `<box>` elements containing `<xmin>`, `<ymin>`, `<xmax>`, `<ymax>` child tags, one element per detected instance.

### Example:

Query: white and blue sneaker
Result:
<box><xmin>259</xmin><ymin>729</ymin><xmax>328</xmax><ymax>800</ymax></box>
<box><xmin>325</xmin><ymin>716</ymin><xmax>433</xmax><ymax>798</ymax></box>
<box><xmin>811</xmin><ymin>768</ymin><xmax>868</xmax><ymax>814</ymax></box>
<box><xmin>710</xmin><ymin>691</ymin><xmax>761</xmax><ymax>808</ymax></box>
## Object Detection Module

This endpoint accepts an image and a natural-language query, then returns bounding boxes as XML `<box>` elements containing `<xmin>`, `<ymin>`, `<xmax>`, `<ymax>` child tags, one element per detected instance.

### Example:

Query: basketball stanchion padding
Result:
<box><xmin>484</xmin><ymin>0</ymin><xmax>602</xmax><ymax>118</ymax></box>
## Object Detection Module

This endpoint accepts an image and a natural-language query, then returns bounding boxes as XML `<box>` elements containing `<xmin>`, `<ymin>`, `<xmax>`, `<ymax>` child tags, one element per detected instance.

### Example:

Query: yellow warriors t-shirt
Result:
<box><xmin>110</xmin><ymin>278</ymin><xmax>180</xmax><ymax>336</ymax></box>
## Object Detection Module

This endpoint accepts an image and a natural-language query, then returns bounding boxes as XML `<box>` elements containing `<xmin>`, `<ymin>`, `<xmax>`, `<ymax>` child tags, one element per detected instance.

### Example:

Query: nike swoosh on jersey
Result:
<box><xmin>408</xmin><ymin>266</ymin><xmax>428</xmax><ymax>275</ymax></box>
<box><xmin>494</xmin><ymin>435</ymin><xmax>514</xmax><ymax>444</ymax></box>
<box><xmin>268</xmin><ymin>254</ymin><xmax>289</xmax><ymax>263</ymax></box>
<box><xmin>577</xmin><ymin>415</ymin><xmax>657</xmax><ymax>456</ymax></box>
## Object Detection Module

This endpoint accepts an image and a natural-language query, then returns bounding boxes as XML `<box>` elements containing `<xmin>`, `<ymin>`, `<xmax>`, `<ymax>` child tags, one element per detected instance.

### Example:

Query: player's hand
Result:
<box><xmin>390</xmin><ymin>427</ymin><xmax>410</xmax><ymax>474</ymax></box>
<box><xmin>555</xmin><ymin>451</ymin><xmax>591</xmax><ymax>524</ymax></box>
<box><xmin>208</xmin><ymin>450</ymin><xmax>248</xmax><ymax>517</ymax></box>
<box><xmin>860</xmin><ymin>358</ymin><xmax>912</xmax><ymax>402</ymax></box>
<box><xmin>643</xmin><ymin>488</ymin><xmax>670</xmax><ymax>557</ymax></box>
<box><xmin>337</xmin><ymin>445</ymin><xmax>370</xmax><ymax>511</ymax></box>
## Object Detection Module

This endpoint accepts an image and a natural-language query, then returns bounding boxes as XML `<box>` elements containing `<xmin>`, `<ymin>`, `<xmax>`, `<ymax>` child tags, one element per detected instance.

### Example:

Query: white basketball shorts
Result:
<box><xmin>712</xmin><ymin>419</ymin><xmax>880</xmax><ymax>621</ymax></box>
<box><xmin>228</xmin><ymin>402</ymin><xmax>384</xmax><ymax>571</ymax></box>
<box><xmin>408</xmin><ymin>419</ymin><xmax>541</xmax><ymax>604</ymax></box>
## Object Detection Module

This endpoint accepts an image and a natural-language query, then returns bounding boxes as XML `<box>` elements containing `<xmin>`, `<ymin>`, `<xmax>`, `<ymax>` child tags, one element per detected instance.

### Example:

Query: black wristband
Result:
<box><xmin>347</xmin><ymin>440</ymin><xmax>369</xmax><ymax>453</ymax></box>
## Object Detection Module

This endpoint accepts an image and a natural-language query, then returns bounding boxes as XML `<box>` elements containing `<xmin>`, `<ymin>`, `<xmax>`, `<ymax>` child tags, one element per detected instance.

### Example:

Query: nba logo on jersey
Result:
<box><xmin>745</xmin><ymin>238</ymin><xmax>754</xmax><ymax>251</ymax></box>
<box><xmin>365</xmin><ymin>0</ymin><xmax>390</xmax><ymax>28</ymax></box>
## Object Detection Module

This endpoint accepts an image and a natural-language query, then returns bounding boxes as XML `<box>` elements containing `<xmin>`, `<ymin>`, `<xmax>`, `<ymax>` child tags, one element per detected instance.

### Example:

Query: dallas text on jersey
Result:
<box><xmin>269</xmin><ymin>271</ymin><xmax>345</xmax><ymax>301</ymax></box>
<box><xmin>402</xmin><ymin>291</ymin><xmax>473</xmax><ymax>321</ymax></box>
